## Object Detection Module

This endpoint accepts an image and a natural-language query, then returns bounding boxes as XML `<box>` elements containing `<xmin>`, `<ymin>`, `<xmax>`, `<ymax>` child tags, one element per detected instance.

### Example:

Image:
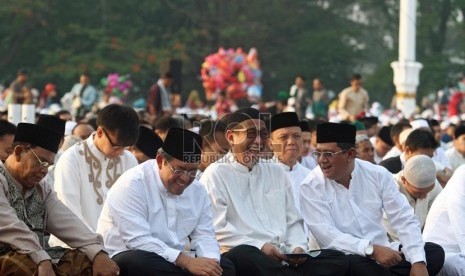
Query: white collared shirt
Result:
<box><xmin>271</xmin><ymin>156</ymin><xmax>311</xmax><ymax>211</ymax></box>
<box><xmin>200</xmin><ymin>152</ymin><xmax>308</xmax><ymax>253</ymax></box>
<box><xmin>97</xmin><ymin>160</ymin><xmax>220</xmax><ymax>262</ymax></box>
<box><xmin>299</xmin><ymin>159</ymin><xmax>426</xmax><ymax>264</ymax></box>
<box><xmin>423</xmin><ymin>164</ymin><xmax>465</xmax><ymax>254</ymax></box>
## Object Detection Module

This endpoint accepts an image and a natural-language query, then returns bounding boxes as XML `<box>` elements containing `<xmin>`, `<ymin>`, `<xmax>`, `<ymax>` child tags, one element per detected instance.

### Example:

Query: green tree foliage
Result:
<box><xmin>0</xmin><ymin>0</ymin><xmax>463</xmax><ymax>106</ymax></box>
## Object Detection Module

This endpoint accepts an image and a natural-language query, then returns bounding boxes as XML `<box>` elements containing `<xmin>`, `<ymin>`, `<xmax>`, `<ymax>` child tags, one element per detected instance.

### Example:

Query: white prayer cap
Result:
<box><xmin>410</xmin><ymin>119</ymin><xmax>429</xmax><ymax>130</ymax></box>
<box><xmin>64</xmin><ymin>120</ymin><xmax>77</xmax><ymax>136</ymax></box>
<box><xmin>403</xmin><ymin>155</ymin><xmax>436</xmax><ymax>188</ymax></box>
<box><xmin>355</xmin><ymin>134</ymin><xmax>369</xmax><ymax>144</ymax></box>
<box><xmin>399</xmin><ymin>128</ymin><xmax>413</xmax><ymax>145</ymax></box>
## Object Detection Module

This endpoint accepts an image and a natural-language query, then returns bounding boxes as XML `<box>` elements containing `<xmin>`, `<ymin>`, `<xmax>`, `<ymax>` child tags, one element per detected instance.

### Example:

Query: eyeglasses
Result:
<box><xmin>231</xmin><ymin>128</ymin><xmax>269</xmax><ymax>140</ymax></box>
<box><xmin>313</xmin><ymin>149</ymin><xmax>347</xmax><ymax>159</ymax></box>
<box><xmin>101</xmin><ymin>127</ymin><xmax>127</xmax><ymax>150</ymax></box>
<box><xmin>164</xmin><ymin>158</ymin><xmax>197</xmax><ymax>178</ymax></box>
<box><xmin>29</xmin><ymin>147</ymin><xmax>51</xmax><ymax>169</ymax></box>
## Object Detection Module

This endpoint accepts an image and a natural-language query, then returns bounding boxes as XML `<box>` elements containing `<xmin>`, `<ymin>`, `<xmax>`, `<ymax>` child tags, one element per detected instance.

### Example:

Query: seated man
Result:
<box><xmin>51</xmin><ymin>104</ymin><xmax>139</xmax><ymax>245</ymax></box>
<box><xmin>269</xmin><ymin>112</ymin><xmax>310</xmax><ymax>211</ymax></box>
<box><xmin>0</xmin><ymin>123</ymin><xmax>118</xmax><ymax>275</ymax></box>
<box><xmin>97</xmin><ymin>128</ymin><xmax>235</xmax><ymax>276</ymax></box>
<box><xmin>423</xmin><ymin>164</ymin><xmax>465</xmax><ymax>275</ymax></box>
<box><xmin>201</xmin><ymin>108</ymin><xmax>349</xmax><ymax>276</ymax></box>
<box><xmin>383</xmin><ymin>155</ymin><xmax>442</xmax><ymax>242</ymax></box>
<box><xmin>299</xmin><ymin>122</ymin><xmax>444</xmax><ymax>276</ymax></box>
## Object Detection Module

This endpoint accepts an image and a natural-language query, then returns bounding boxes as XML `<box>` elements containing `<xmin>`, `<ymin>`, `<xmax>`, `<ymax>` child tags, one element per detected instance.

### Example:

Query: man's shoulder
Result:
<box><xmin>378</xmin><ymin>156</ymin><xmax>401</xmax><ymax>173</ymax></box>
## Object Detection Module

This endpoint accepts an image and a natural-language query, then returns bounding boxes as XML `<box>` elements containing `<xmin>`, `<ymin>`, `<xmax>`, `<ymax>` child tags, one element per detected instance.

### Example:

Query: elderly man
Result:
<box><xmin>97</xmin><ymin>128</ymin><xmax>235</xmax><ymax>276</ymax></box>
<box><xmin>50</xmin><ymin>104</ymin><xmax>139</xmax><ymax>248</ymax></box>
<box><xmin>423</xmin><ymin>163</ymin><xmax>465</xmax><ymax>275</ymax></box>
<box><xmin>201</xmin><ymin>108</ymin><xmax>349</xmax><ymax>276</ymax></box>
<box><xmin>299</xmin><ymin>122</ymin><xmax>444</xmax><ymax>276</ymax></box>
<box><xmin>383</xmin><ymin>155</ymin><xmax>442</xmax><ymax>242</ymax></box>
<box><xmin>269</xmin><ymin>112</ymin><xmax>310</xmax><ymax>210</ymax></box>
<box><xmin>0</xmin><ymin>123</ymin><xmax>119</xmax><ymax>275</ymax></box>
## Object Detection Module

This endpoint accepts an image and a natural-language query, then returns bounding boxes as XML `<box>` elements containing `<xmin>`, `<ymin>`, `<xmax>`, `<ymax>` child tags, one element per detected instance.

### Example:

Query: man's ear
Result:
<box><xmin>226</xmin><ymin>130</ymin><xmax>235</xmax><ymax>146</ymax></box>
<box><xmin>347</xmin><ymin>147</ymin><xmax>357</xmax><ymax>159</ymax></box>
<box><xmin>156</xmin><ymin>154</ymin><xmax>164</xmax><ymax>169</ymax></box>
<box><xmin>13</xmin><ymin>145</ymin><xmax>25</xmax><ymax>162</ymax></box>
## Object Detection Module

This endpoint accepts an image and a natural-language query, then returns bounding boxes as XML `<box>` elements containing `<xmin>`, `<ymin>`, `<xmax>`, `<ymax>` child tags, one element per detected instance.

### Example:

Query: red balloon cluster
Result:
<box><xmin>201</xmin><ymin>47</ymin><xmax>262</xmax><ymax>101</ymax></box>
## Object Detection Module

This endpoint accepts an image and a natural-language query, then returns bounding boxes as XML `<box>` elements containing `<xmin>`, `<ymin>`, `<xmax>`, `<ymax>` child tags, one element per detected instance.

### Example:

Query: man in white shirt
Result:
<box><xmin>201</xmin><ymin>108</ymin><xmax>349</xmax><ymax>276</ymax></box>
<box><xmin>383</xmin><ymin>155</ymin><xmax>442</xmax><ymax>242</ymax></box>
<box><xmin>445</xmin><ymin>124</ymin><xmax>465</xmax><ymax>171</ymax></box>
<box><xmin>97</xmin><ymin>128</ymin><xmax>235</xmax><ymax>276</ymax></box>
<box><xmin>299</xmin><ymin>120</ymin><xmax>318</xmax><ymax>170</ymax></box>
<box><xmin>423</xmin><ymin>164</ymin><xmax>465</xmax><ymax>275</ymax></box>
<box><xmin>50</xmin><ymin>104</ymin><xmax>139</xmax><ymax>247</ymax></box>
<box><xmin>269</xmin><ymin>112</ymin><xmax>310</xmax><ymax>210</ymax></box>
<box><xmin>299</xmin><ymin>122</ymin><xmax>444</xmax><ymax>276</ymax></box>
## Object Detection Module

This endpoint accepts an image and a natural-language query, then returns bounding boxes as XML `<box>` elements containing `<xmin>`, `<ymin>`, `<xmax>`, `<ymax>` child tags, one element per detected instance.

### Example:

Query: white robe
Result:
<box><xmin>299</xmin><ymin>159</ymin><xmax>426</xmax><ymax>264</ymax></box>
<box><xmin>423</xmin><ymin>164</ymin><xmax>465</xmax><ymax>275</ymax></box>
<box><xmin>49</xmin><ymin>134</ymin><xmax>137</xmax><ymax>247</ymax></box>
<box><xmin>272</xmin><ymin>156</ymin><xmax>310</xmax><ymax>211</ymax></box>
<box><xmin>445</xmin><ymin>147</ymin><xmax>465</xmax><ymax>171</ymax></box>
<box><xmin>97</xmin><ymin>160</ymin><xmax>220</xmax><ymax>261</ymax></box>
<box><xmin>200</xmin><ymin>152</ymin><xmax>308</xmax><ymax>253</ymax></box>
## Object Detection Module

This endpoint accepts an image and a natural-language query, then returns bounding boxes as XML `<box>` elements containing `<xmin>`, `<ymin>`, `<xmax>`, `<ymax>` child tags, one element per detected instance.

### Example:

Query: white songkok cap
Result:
<box><xmin>403</xmin><ymin>155</ymin><xmax>436</xmax><ymax>188</ymax></box>
<box><xmin>410</xmin><ymin>119</ymin><xmax>429</xmax><ymax>130</ymax></box>
<box><xmin>399</xmin><ymin>128</ymin><xmax>413</xmax><ymax>145</ymax></box>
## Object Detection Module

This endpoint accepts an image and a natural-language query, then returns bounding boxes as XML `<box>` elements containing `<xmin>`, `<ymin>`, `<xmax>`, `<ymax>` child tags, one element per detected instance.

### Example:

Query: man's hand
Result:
<box><xmin>37</xmin><ymin>260</ymin><xmax>56</xmax><ymax>276</ymax></box>
<box><xmin>92</xmin><ymin>251</ymin><xmax>120</xmax><ymax>276</ymax></box>
<box><xmin>410</xmin><ymin>262</ymin><xmax>428</xmax><ymax>276</ymax></box>
<box><xmin>285</xmin><ymin>247</ymin><xmax>307</xmax><ymax>267</ymax></box>
<box><xmin>176</xmin><ymin>253</ymin><xmax>222</xmax><ymax>276</ymax></box>
<box><xmin>372</xmin><ymin>244</ymin><xmax>403</xmax><ymax>268</ymax></box>
<box><xmin>261</xmin><ymin>243</ymin><xmax>286</xmax><ymax>262</ymax></box>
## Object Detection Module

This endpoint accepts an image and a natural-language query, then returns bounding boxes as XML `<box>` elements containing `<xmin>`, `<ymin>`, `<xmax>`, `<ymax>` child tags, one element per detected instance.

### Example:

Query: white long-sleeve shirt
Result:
<box><xmin>299</xmin><ymin>159</ymin><xmax>426</xmax><ymax>264</ymax></box>
<box><xmin>383</xmin><ymin>172</ymin><xmax>442</xmax><ymax>242</ymax></box>
<box><xmin>271</xmin><ymin>156</ymin><xmax>310</xmax><ymax>211</ymax></box>
<box><xmin>97</xmin><ymin>160</ymin><xmax>221</xmax><ymax>262</ymax></box>
<box><xmin>200</xmin><ymin>152</ymin><xmax>308</xmax><ymax>253</ymax></box>
<box><xmin>445</xmin><ymin>147</ymin><xmax>465</xmax><ymax>171</ymax></box>
<box><xmin>49</xmin><ymin>134</ymin><xmax>137</xmax><ymax>247</ymax></box>
<box><xmin>423</xmin><ymin>164</ymin><xmax>465</xmax><ymax>254</ymax></box>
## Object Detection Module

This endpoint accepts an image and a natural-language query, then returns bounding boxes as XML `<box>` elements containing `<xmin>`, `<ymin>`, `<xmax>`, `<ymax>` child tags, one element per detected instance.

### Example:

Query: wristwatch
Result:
<box><xmin>364</xmin><ymin>243</ymin><xmax>374</xmax><ymax>257</ymax></box>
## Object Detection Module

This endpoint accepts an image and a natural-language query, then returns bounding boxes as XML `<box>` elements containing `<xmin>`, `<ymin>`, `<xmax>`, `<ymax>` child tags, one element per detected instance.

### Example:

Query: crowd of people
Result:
<box><xmin>1</xmin><ymin>69</ymin><xmax>465</xmax><ymax>276</ymax></box>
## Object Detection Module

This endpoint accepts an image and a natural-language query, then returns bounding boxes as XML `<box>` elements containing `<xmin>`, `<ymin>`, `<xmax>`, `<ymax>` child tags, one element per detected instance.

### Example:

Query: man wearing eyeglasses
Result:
<box><xmin>50</xmin><ymin>104</ymin><xmax>139</xmax><ymax>248</ymax></box>
<box><xmin>0</xmin><ymin>123</ymin><xmax>119</xmax><ymax>276</ymax></box>
<box><xmin>299</xmin><ymin>122</ymin><xmax>445</xmax><ymax>276</ymax></box>
<box><xmin>200</xmin><ymin>108</ymin><xmax>349</xmax><ymax>275</ymax></box>
<box><xmin>97</xmin><ymin>128</ymin><xmax>235</xmax><ymax>276</ymax></box>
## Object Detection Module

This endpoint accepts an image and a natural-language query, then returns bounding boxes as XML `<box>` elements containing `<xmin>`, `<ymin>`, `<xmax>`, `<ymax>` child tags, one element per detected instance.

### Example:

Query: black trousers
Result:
<box><xmin>112</xmin><ymin>250</ymin><xmax>236</xmax><ymax>276</ymax></box>
<box><xmin>222</xmin><ymin>244</ymin><xmax>350</xmax><ymax>276</ymax></box>
<box><xmin>346</xmin><ymin>242</ymin><xmax>445</xmax><ymax>276</ymax></box>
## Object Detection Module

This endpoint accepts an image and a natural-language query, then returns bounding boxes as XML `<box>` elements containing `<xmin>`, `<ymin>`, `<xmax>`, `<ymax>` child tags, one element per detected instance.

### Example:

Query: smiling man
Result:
<box><xmin>97</xmin><ymin>128</ymin><xmax>235</xmax><ymax>276</ymax></box>
<box><xmin>299</xmin><ymin>122</ymin><xmax>444</xmax><ymax>276</ymax></box>
<box><xmin>200</xmin><ymin>108</ymin><xmax>349</xmax><ymax>276</ymax></box>
<box><xmin>0</xmin><ymin>123</ymin><xmax>119</xmax><ymax>276</ymax></box>
<box><xmin>50</xmin><ymin>104</ymin><xmax>139</xmax><ymax>248</ymax></box>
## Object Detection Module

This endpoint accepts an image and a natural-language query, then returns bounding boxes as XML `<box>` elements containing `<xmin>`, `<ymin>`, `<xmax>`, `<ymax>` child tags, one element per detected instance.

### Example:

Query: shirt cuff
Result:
<box><xmin>405</xmin><ymin>247</ymin><xmax>426</xmax><ymax>264</ymax></box>
<box><xmin>162</xmin><ymin>248</ymin><xmax>182</xmax><ymax>264</ymax></box>
<box><xmin>358</xmin><ymin>239</ymin><xmax>371</xmax><ymax>257</ymax></box>
<box><xmin>80</xmin><ymin>244</ymin><xmax>105</xmax><ymax>263</ymax></box>
<box><xmin>29</xmin><ymin>250</ymin><xmax>51</xmax><ymax>265</ymax></box>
